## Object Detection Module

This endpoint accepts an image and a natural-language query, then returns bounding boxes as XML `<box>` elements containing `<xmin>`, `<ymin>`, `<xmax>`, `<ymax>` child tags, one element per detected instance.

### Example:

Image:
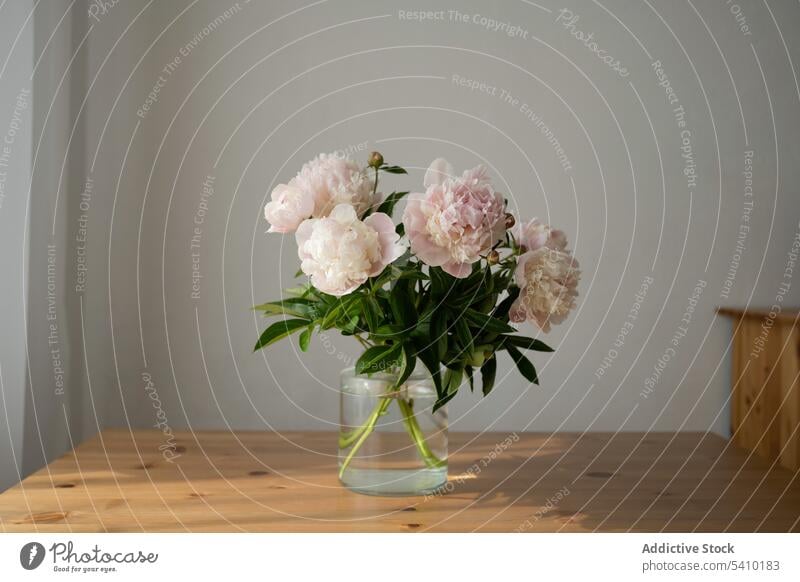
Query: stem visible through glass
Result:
<box><xmin>338</xmin><ymin>393</ymin><xmax>445</xmax><ymax>479</ymax></box>
<box><xmin>338</xmin><ymin>396</ymin><xmax>392</xmax><ymax>478</ymax></box>
<box><xmin>398</xmin><ymin>399</ymin><xmax>446</xmax><ymax>469</ymax></box>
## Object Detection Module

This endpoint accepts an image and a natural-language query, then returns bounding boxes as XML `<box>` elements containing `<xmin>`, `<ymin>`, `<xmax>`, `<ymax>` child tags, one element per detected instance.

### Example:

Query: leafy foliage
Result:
<box><xmin>376</xmin><ymin>191</ymin><xmax>409</xmax><ymax>216</ymax></box>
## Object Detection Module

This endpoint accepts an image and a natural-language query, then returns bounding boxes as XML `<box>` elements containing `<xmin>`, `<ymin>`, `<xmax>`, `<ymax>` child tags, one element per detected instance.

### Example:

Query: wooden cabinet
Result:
<box><xmin>719</xmin><ymin>308</ymin><xmax>800</xmax><ymax>471</ymax></box>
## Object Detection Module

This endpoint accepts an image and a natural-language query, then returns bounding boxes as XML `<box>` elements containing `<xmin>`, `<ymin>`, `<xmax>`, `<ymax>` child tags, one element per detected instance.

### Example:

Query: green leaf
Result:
<box><xmin>342</xmin><ymin>315</ymin><xmax>360</xmax><ymax>335</ymax></box>
<box><xmin>502</xmin><ymin>335</ymin><xmax>554</xmax><ymax>352</ymax></box>
<box><xmin>505</xmin><ymin>344</ymin><xmax>539</xmax><ymax>384</ymax></box>
<box><xmin>355</xmin><ymin>343</ymin><xmax>402</xmax><ymax>375</ymax></box>
<box><xmin>254</xmin><ymin>318</ymin><xmax>310</xmax><ymax>351</ymax></box>
<box><xmin>493</xmin><ymin>287</ymin><xmax>520</xmax><ymax>320</ymax></box>
<box><xmin>398</xmin><ymin>269</ymin><xmax>428</xmax><ymax>281</ymax></box>
<box><xmin>320</xmin><ymin>303</ymin><xmax>343</xmax><ymax>329</ymax></box>
<box><xmin>370</xmin><ymin>263</ymin><xmax>424</xmax><ymax>289</ymax></box>
<box><xmin>395</xmin><ymin>223</ymin><xmax>405</xmax><ymax>237</ymax></box>
<box><xmin>389</xmin><ymin>279</ymin><xmax>417</xmax><ymax>327</ymax></box>
<box><xmin>374</xmin><ymin>323</ymin><xmax>404</xmax><ymax>340</ymax></box>
<box><xmin>465</xmin><ymin>365</ymin><xmax>474</xmax><ymax>392</ymax></box>
<box><xmin>453</xmin><ymin>316</ymin><xmax>474</xmax><ymax>357</ymax></box>
<box><xmin>253</xmin><ymin>298</ymin><xmax>315</xmax><ymax>319</ymax></box>
<box><xmin>475</xmin><ymin>291</ymin><xmax>498</xmax><ymax>314</ymax></box>
<box><xmin>444</xmin><ymin>367</ymin><xmax>463</xmax><ymax>395</ymax></box>
<box><xmin>393</xmin><ymin>343</ymin><xmax>416</xmax><ymax>388</ymax></box>
<box><xmin>380</xmin><ymin>165</ymin><xmax>407</xmax><ymax>174</ymax></box>
<box><xmin>341</xmin><ymin>295</ymin><xmax>363</xmax><ymax>319</ymax></box>
<box><xmin>431</xmin><ymin>309</ymin><xmax>448</xmax><ymax>360</ymax></box>
<box><xmin>320</xmin><ymin>294</ymin><xmax>361</xmax><ymax>329</ymax></box>
<box><xmin>464</xmin><ymin>308</ymin><xmax>516</xmax><ymax>334</ymax></box>
<box><xmin>364</xmin><ymin>296</ymin><xmax>381</xmax><ymax>333</ymax></box>
<box><xmin>299</xmin><ymin>326</ymin><xmax>313</xmax><ymax>352</ymax></box>
<box><xmin>485</xmin><ymin>264</ymin><xmax>495</xmax><ymax>292</ymax></box>
<box><xmin>429</xmin><ymin>267</ymin><xmax>451</xmax><ymax>299</ymax></box>
<box><xmin>415</xmin><ymin>344</ymin><xmax>443</xmax><ymax>397</ymax></box>
<box><xmin>313</xmin><ymin>290</ymin><xmax>338</xmax><ymax>305</ymax></box>
<box><xmin>372</xmin><ymin>266</ymin><xmax>398</xmax><ymax>289</ymax></box>
<box><xmin>376</xmin><ymin>191</ymin><xmax>409</xmax><ymax>217</ymax></box>
<box><xmin>432</xmin><ymin>390</ymin><xmax>458</xmax><ymax>413</ymax></box>
<box><xmin>480</xmin><ymin>356</ymin><xmax>497</xmax><ymax>396</ymax></box>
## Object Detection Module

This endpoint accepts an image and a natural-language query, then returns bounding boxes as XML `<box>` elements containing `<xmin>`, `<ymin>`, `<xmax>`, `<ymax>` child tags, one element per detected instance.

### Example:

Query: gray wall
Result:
<box><xmin>0</xmin><ymin>0</ymin><xmax>98</xmax><ymax>490</ymax></box>
<box><xmin>21</xmin><ymin>0</ymin><xmax>94</xmax><ymax>484</ymax></box>
<box><xmin>0</xmin><ymin>0</ymin><xmax>34</xmax><ymax>491</ymax></box>
<box><xmin>2</xmin><ymin>0</ymin><xmax>800</xmax><ymax>488</ymax></box>
<box><xmin>125</xmin><ymin>0</ymin><xmax>799</xmax><ymax>436</ymax></box>
<box><xmin>0</xmin><ymin>0</ymin><xmax>146</xmax><ymax>489</ymax></box>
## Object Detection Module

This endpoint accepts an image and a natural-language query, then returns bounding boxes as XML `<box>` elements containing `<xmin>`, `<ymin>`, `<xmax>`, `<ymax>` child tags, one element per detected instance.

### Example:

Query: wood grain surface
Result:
<box><xmin>1</xmin><ymin>430</ymin><xmax>798</xmax><ymax>532</ymax></box>
<box><xmin>720</xmin><ymin>308</ymin><xmax>800</xmax><ymax>470</ymax></box>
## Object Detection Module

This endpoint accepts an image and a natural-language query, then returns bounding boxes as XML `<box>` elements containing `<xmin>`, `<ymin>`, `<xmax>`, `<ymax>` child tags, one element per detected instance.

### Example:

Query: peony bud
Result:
<box><xmin>504</xmin><ymin>213</ymin><xmax>516</xmax><ymax>229</ymax></box>
<box><xmin>368</xmin><ymin>151</ymin><xmax>384</xmax><ymax>168</ymax></box>
<box><xmin>468</xmin><ymin>345</ymin><xmax>494</xmax><ymax>368</ymax></box>
<box><xmin>487</xmin><ymin>250</ymin><xmax>500</xmax><ymax>265</ymax></box>
<box><xmin>518</xmin><ymin>245</ymin><xmax>528</xmax><ymax>254</ymax></box>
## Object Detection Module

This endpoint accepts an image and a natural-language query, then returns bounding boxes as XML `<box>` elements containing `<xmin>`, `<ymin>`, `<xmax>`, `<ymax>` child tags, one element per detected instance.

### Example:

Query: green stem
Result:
<box><xmin>338</xmin><ymin>402</ymin><xmax>378</xmax><ymax>448</ymax></box>
<box><xmin>338</xmin><ymin>397</ymin><xmax>391</xmax><ymax>478</ymax></box>
<box><xmin>353</xmin><ymin>335</ymin><xmax>372</xmax><ymax>350</ymax></box>
<box><xmin>338</xmin><ymin>425</ymin><xmax>366</xmax><ymax>450</ymax></box>
<box><xmin>338</xmin><ymin>394</ymin><xmax>446</xmax><ymax>480</ymax></box>
<box><xmin>398</xmin><ymin>399</ymin><xmax>446</xmax><ymax>469</ymax></box>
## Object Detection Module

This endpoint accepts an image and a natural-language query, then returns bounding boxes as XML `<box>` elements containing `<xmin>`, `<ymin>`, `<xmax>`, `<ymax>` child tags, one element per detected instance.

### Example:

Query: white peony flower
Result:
<box><xmin>513</xmin><ymin>218</ymin><xmax>568</xmax><ymax>252</ymax></box>
<box><xmin>295</xmin><ymin>204</ymin><xmax>406</xmax><ymax>296</ymax></box>
<box><xmin>510</xmin><ymin>247</ymin><xmax>580</xmax><ymax>332</ymax></box>
<box><xmin>264</xmin><ymin>154</ymin><xmax>375</xmax><ymax>234</ymax></box>
<box><xmin>263</xmin><ymin>183</ymin><xmax>314</xmax><ymax>233</ymax></box>
<box><xmin>293</xmin><ymin>153</ymin><xmax>374</xmax><ymax>218</ymax></box>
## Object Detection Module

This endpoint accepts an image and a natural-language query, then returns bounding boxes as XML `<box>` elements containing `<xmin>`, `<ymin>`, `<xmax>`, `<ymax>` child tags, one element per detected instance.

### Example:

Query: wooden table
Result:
<box><xmin>1</xmin><ymin>430</ymin><xmax>798</xmax><ymax>532</ymax></box>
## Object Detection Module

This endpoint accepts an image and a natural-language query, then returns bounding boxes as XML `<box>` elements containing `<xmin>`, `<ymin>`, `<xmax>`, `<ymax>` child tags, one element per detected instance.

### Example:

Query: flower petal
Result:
<box><xmin>364</xmin><ymin>212</ymin><xmax>407</xmax><ymax>275</ymax></box>
<box><xmin>423</xmin><ymin>158</ymin><xmax>455</xmax><ymax>188</ymax></box>
<box><xmin>328</xmin><ymin>203</ymin><xmax>358</xmax><ymax>223</ymax></box>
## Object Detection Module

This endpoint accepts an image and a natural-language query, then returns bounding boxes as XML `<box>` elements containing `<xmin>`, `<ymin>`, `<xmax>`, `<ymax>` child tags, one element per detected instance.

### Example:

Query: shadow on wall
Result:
<box><xmin>22</xmin><ymin>0</ymin><xmax>102</xmax><ymax>488</ymax></box>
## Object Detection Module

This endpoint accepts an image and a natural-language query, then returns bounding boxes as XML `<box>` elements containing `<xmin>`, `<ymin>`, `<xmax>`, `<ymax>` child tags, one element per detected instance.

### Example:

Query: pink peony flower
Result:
<box><xmin>293</xmin><ymin>153</ymin><xmax>374</xmax><ymax>218</ymax></box>
<box><xmin>403</xmin><ymin>158</ymin><xmax>506</xmax><ymax>278</ymax></box>
<box><xmin>513</xmin><ymin>218</ymin><xmax>568</xmax><ymax>252</ymax></box>
<box><xmin>510</xmin><ymin>247</ymin><xmax>580</xmax><ymax>332</ymax></box>
<box><xmin>264</xmin><ymin>154</ymin><xmax>375</xmax><ymax>234</ymax></box>
<box><xmin>296</xmin><ymin>204</ymin><xmax>406</xmax><ymax>296</ymax></box>
<box><xmin>263</xmin><ymin>183</ymin><xmax>314</xmax><ymax>233</ymax></box>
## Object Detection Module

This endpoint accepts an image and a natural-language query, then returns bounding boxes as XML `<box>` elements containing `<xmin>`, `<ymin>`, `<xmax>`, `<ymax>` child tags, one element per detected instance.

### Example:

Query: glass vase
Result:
<box><xmin>338</xmin><ymin>366</ymin><xmax>448</xmax><ymax>496</ymax></box>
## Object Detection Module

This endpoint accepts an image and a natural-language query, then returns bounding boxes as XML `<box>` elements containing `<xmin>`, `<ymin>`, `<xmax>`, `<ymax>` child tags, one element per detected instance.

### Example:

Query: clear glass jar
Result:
<box><xmin>338</xmin><ymin>366</ymin><xmax>448</xmax><ymax>496</ymax></box>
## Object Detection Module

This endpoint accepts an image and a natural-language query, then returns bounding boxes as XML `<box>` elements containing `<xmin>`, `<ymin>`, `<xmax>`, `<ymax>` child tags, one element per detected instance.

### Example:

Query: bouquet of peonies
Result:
<box><xmin>255</xmin><ymin>151</ymin><xmax>580</xmax><ymax>411</ymax></box>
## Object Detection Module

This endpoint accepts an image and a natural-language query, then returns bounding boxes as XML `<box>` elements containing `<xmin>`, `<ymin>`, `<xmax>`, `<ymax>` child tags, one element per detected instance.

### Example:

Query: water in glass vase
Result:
<box><xmin>339</xmin><ymin>367</ymin><xmax>448</xmax><ymax>496</ymax></box>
